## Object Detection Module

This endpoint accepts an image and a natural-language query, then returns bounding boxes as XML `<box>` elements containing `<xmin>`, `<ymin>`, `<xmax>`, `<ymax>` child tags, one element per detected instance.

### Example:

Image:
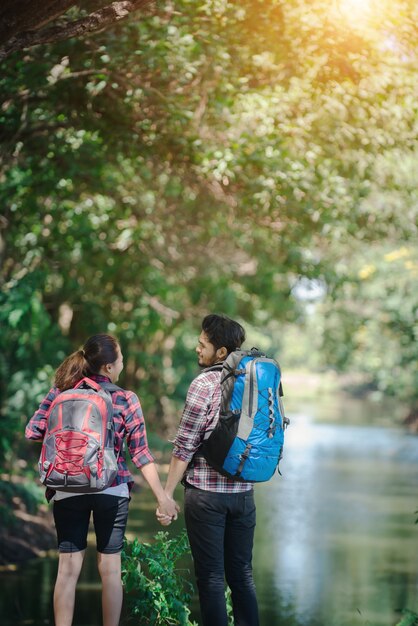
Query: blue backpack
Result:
<box><xmin>201</xmin><ymin>348</ymin><xmax>289</xmax><ymax>482</ymax></box>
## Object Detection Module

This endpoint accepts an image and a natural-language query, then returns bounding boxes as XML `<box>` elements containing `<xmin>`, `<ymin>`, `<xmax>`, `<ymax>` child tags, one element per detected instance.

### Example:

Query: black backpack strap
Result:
<box><xmin>186</xmin><ymin>364</ymin><xmax>223</xmax><ymax>480</ymax></box>
<box><xmin>203</xmin><ymin>364</ymin><xmax>223</xmax><ymax>373</ymax></box>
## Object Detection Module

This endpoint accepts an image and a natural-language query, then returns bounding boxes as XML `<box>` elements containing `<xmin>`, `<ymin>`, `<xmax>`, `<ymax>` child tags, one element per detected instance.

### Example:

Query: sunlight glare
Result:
<box><xmin>335</xmin><ymin>0</ymin><xmax>374</xmax><ymax>26</ymax></box>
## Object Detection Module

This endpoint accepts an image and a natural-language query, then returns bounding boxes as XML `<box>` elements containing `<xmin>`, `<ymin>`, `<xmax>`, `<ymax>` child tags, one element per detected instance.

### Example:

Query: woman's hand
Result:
<box><xmin>156</xmin><ymin>494</ymin><xmax>180</xmax><ymax>525</ymax></box>
<box><xmin>156</xmin><ymin>507</ymin><xmax>174</xmax><ymax>526</ymax></box>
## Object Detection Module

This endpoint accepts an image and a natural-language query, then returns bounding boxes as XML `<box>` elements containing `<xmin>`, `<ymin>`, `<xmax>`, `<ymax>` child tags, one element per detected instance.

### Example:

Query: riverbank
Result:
<box><xmin>0</xmin><ymin>469</ymin><xmax>164</xmax><ymax>568</ymax></box>
<box><xmin>0</xmin><ymin>475</ymin><xmax>55</xmax><ymax>568</ymax></box>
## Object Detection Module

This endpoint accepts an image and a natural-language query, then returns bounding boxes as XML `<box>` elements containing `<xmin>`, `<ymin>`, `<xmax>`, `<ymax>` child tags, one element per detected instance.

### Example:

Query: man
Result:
<box><xmin>160</xmin><ymin>314</ymin><xmax>259</xmax><ymax>626</ymax></box>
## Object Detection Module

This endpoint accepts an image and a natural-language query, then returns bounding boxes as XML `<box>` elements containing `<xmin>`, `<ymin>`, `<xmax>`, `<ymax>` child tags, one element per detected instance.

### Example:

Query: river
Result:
<box><xmin>1</xmin><ymin>392</ymin><xmax>418</xmax><ymax>625</ymax></box>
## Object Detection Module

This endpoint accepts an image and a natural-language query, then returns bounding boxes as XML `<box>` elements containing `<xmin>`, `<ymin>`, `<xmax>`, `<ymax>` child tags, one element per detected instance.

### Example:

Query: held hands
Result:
<box><xmin>156</xmin><ymin>493</ymin><xmax>180</xmax><ymax>526</ymax></box>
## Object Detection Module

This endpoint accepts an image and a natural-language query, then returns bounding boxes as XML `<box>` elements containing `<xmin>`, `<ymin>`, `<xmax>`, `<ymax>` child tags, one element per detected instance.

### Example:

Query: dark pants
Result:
<box><xmin>184</xmin><ymin>486</ymin><xmax>259</xmax><ymax>626</ymax></box>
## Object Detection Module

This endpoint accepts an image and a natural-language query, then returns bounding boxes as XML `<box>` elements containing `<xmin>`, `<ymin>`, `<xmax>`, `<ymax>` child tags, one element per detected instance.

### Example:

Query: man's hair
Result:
<box><xmin>201</xmin><ymin>314</ymin><xmax>245</xmax><ymax>355</ymax></box>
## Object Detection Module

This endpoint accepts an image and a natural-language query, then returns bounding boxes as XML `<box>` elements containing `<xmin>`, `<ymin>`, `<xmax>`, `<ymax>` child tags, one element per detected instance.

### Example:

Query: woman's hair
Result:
<box><xmin>201</xmin><ymin>314</ymin><xmax>245</xmax><ymax>355</ymax></box>
<box><xmin>54</xmin><ymin>334</ymin><xmax>119</xmax><ymax>391</ymax></box>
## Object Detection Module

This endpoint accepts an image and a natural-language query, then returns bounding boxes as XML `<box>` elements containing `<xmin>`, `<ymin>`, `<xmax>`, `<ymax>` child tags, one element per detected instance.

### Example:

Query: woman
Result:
<box><xmin>26</xmin><ymin>333</ymin><xmax>178</xmax><ymax>626</ymax></box>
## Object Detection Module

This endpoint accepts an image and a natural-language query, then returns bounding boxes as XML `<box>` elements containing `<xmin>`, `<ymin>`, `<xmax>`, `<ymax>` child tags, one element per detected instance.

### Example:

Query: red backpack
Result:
<box><xmin>39</xmin><ymin>377</ymin><xmax>121</xmax><ymax>492</ymax></box>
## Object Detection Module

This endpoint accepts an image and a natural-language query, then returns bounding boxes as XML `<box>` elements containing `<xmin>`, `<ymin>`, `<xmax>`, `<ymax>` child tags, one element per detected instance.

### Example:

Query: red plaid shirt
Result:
<box><xmin>173</xmin><ymin>368</ymin><xmax>252</xmax><ymax>493</ymax></box>
<box><xmin>25</xmin><ymin>374</ymin><xmax>155</xmax><ymax>491</ymax></box>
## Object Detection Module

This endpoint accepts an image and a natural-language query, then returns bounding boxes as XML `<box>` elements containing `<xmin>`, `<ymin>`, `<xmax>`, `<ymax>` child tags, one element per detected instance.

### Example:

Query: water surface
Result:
<box><xmin>254</xmin><ymin>414</ymin><xmax>418</xmax><ymax>626</ymax></box>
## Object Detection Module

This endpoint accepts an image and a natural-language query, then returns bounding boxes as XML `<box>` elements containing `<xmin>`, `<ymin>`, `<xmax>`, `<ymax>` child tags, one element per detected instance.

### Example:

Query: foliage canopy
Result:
<box><xmin>1</xmin><ymin>0</ymin><xmax>417</xmax><ymax>470</ymax></box>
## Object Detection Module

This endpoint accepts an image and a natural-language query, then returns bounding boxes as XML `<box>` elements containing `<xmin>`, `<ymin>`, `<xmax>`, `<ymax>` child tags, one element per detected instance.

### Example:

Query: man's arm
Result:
<box><xmin>156</xmin><ymin>456</ymin><xmax>188</xmax><ymax>526</ymax></box>
<box><xmin>156</xmin><ymin>374</ymin><xmax>215</xmax><ymax>526</ymax></box>
<box><xmin>164</xmin><ymin>455</ymin><xmax>189</xmax><ymax>499</ymax></box>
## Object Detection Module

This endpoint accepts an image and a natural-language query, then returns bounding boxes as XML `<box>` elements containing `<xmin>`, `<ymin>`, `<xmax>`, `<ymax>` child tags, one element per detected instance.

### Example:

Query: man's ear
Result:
<box><xmin>216</xmin><ymin>346</ymin><xmax>228</xmax><ymax>361</ymax></box>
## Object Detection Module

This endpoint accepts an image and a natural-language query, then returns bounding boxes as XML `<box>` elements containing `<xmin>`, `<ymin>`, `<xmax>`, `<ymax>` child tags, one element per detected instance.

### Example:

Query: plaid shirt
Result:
<box><xmin>25</xmin><ymin>374</ymin><xmax>155</xmax><ymax>492</ymax></box>
<box><xmin>173</xmin><ymin>368</ymin><xmax>252</xmax><ymax>493</ymax></box>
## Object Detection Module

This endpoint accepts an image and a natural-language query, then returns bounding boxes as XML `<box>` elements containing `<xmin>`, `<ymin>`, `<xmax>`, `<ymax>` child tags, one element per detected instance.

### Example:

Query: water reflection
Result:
<box><xmin>254</xmin><ymin>413</ymin><xmax>418</xmax><ymax>626</ymax></box>
<box><xmin>1</xmin><ymin>402</ymin><xmax>418</xmax><ymax>625</ymax></box>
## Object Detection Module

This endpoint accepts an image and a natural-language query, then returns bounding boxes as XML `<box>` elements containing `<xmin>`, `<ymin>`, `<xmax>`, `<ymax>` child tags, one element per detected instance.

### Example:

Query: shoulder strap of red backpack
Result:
<box><xmin>73</xmin><ymin>377</ymin><xmax>101</xmax><ymax>391</ymax></box>
<box><xmin>99</xmin><ymin>381</ymin><xmax>124</xmax><ymax>393</ymax></box>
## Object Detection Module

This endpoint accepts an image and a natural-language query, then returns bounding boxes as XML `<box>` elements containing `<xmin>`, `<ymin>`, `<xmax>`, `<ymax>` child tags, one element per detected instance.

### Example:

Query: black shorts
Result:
<box><xmin>53</xmin><ymin>494</ymin><xmax>129</xmax><ymax>554</ymax></box>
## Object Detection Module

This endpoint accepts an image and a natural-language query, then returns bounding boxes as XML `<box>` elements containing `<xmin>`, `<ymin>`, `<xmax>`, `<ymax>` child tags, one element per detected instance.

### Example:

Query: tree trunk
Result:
<box><xmin>0</xmin><ymin>0</ymin><xmax>154</xmax><ymax>61</ymax></box>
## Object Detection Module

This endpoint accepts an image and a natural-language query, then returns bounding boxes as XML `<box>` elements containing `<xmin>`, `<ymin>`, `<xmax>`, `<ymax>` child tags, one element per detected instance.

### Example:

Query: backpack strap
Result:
<box><xmin>99</xmin><ymin>381</ymin><xmax>124</xmax><ymax>393</ymax></box>
<box><xmin>203</xmin><ymin>364</ymin><xmax>223</xmax><ymax>373</ymax></box>
<box><xmin>71</xmin><ymin>377</ymin><xmax>124</xmax><ymax>394</ymax></box>
<box><xmin>73</xmin><ymin>377</ymin><xmax>102</xmax><ymax>391</ymax></box>
<box><xmin>185</xmin><ymin>364</ymin><xmax>223</xmax><ymax>481</ymax></box>
<box><xmin>97</xmin><ymin>381</ymin><xmax>125</xmax><ymax>459</ymax></box>
<box><xmin>277</xmin><ymin>381</ymin><xmax>290</xmax><ymax>430</ymax></box>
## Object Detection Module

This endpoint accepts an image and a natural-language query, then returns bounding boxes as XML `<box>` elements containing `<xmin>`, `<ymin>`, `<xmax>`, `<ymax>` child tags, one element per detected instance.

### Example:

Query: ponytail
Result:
<box><xmin>54</xmin><ymin>334</ymin><xmax>119</xmax><ymax>391</ymax></box>
<box><xmin>54</xmin><ymin>350</ymin><xmax>86</xmax><ymax>391</ymax></box>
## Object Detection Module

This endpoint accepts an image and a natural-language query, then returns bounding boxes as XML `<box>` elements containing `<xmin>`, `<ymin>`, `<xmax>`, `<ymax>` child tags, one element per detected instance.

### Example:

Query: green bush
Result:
<box><xmin>122</xmin><ymin>531</ymin><xmax>197</xmax><ymax>626</ymax></box>
<box><xmin>395</xmin><ymin>611</ymin><xmax>418</xmax><ymax>626</ymax></box>
<box><xmin>0</xmin><ymin>478</ymin><xmax>45</xmax><ymax>526</ymax></box>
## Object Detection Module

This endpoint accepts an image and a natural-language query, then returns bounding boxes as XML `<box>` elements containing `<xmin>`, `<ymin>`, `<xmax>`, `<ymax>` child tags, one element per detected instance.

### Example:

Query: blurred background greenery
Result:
<box><xmin>1</xmin><ymin>0</ymin><xmax>417</xmax><ymax>480</ymax></box>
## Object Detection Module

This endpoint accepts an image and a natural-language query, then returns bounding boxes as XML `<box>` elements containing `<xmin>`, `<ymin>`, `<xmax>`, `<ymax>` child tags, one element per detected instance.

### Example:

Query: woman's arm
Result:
<box><xmin>25</xmin><ymin>387</ymin><xmax>58</xmax><ymax>440</ymax></box>
<box><xmin>140</xmin><ymin>462</ymin><xmax>179</xmax><ymax>519</ymax></box>
<box><xmin>122</xmin><ymin>391</ymin><xmax>179</xmax><ymax>518</ymax></box>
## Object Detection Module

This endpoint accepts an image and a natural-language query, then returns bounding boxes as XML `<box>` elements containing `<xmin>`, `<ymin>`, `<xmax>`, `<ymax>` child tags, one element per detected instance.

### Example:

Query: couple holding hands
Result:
<box><xmin>26</xmin><ymin>314</ymin><xmax>259</xmax><ymax>626</ymax></box>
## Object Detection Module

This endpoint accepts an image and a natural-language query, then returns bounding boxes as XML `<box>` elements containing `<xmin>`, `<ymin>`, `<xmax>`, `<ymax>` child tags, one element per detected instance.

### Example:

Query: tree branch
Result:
<box><xmin>0</xmin><ymin>1</ymin><xmax>76</xmax><ymax>44</ymax></box>
<box><xmin>0</xmin><ymin>0</ymin><xmax>154</xmax><ymax>61</ymax></box>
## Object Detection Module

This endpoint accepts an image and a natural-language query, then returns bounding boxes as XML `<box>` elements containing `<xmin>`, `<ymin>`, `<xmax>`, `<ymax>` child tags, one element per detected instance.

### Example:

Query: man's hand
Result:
<box><xmin>155</xmin><ymin>507</ymin><xmax>173</xmax><ymax>526</ymax></box>
<box><xmin>156</xmin><ymin>494</ymin><xmax>180</xmax><ymax>526</ymax></box>
<box><xmin>156</xmin><ymin>456</ymin><xmax>188</xmax><ymax>525</ymax></box>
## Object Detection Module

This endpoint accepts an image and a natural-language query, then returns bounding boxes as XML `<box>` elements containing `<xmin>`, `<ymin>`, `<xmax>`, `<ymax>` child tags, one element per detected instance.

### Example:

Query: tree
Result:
<box><xmin>0</xmin><ymin>0</ymin><xmax>154</xmax><ymax>61</ymax></box>
<box><xmin>317</xmin><ymin>244</ymin><xmax>418</xmax><ymax>412</ymax></box>
<box><xmin>1</xmin><ymin>0</ymin><xmax>417</xmax><ymax>471</ymax></box>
